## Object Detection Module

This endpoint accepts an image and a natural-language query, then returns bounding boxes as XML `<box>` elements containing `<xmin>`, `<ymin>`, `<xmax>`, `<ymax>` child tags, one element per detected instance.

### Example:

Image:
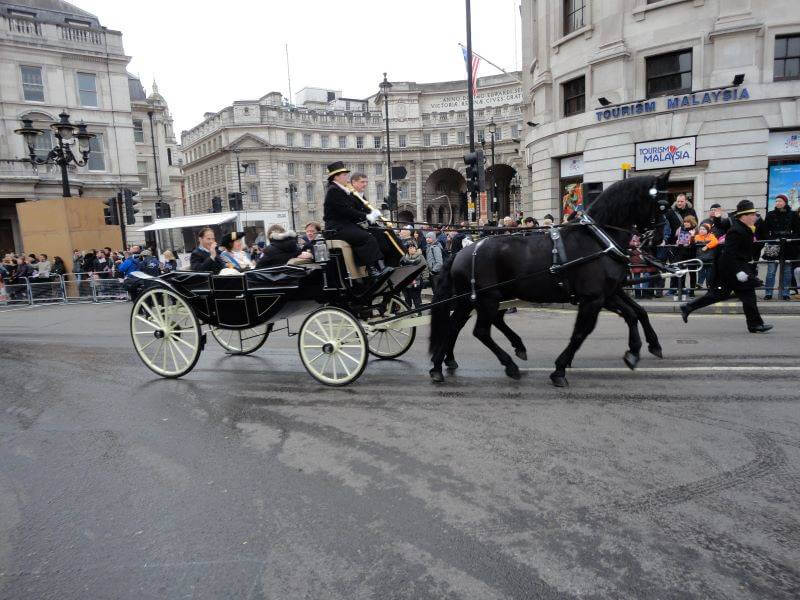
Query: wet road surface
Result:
<box><xmin>0</xmin><ymin>303</ymin><xmax>798</xmax><ymax>599</ymax></box>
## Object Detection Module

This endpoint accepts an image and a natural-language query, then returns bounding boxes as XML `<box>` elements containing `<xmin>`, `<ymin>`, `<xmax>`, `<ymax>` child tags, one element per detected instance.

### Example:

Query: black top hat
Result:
<box><xmin>326</xmin><ymin>161</ymin><xmax>350</xmax><ymax>179</ymax></box>
<box><xmin>734</xmin><ymin>199</ymin><xmax>756</xmax><ymax>216</ymax></box>
<box><xmin>218</xmin><ymin>230</ymin><xmax>245</xmax><ymax>249</ymax></box>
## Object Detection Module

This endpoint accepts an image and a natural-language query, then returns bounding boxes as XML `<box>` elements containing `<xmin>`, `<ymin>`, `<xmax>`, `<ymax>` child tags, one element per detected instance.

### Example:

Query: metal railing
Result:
<box><xmin>0</xmin><ymin>274</ymin><xmax>129</xmax><ymax>310</ymax></box>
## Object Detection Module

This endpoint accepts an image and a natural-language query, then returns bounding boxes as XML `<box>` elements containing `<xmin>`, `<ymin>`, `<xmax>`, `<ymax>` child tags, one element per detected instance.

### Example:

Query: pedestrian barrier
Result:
<box><xmin>0</xmin><ymin>273</ymin><xmax>129</xmax><ymax>310</ymax></box>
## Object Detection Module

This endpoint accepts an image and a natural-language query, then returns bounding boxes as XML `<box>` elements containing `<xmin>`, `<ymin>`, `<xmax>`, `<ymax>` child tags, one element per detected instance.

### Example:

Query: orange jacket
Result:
<box><xmin>694</xmin><ymin>232</ymin><xmax>718</xmax><ymax>249</ymax></box>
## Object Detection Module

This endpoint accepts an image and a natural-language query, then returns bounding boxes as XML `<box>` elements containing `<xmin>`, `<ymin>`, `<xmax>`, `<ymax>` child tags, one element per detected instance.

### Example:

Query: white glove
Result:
<box><xmin>736</xmin><ymin>271</ymin><xmax>748</xmax><ymax>283</ymax></box>
<box><xmin>366</xmin><ymin>209</ymin><xmax>382</xmax><ymax>224</ymax></box>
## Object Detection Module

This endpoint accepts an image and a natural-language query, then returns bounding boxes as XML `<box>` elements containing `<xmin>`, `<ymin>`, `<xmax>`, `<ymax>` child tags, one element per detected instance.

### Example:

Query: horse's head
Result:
<box><xmin>641</xmin><ymin>170</ymin><xmax>671</xmax><ymax>245</ymax></box>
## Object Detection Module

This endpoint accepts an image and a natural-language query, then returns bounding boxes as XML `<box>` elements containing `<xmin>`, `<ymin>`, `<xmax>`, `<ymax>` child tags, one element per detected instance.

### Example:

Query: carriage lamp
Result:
<box><xmin>313</xmin><ymin>234</ymin><xmax>330</xmax><ymax>263</ymax></box>
<box><xmin>14</xmin><ymin>111</ymin><xmax>96</xmax><ymax>197</ymax></box>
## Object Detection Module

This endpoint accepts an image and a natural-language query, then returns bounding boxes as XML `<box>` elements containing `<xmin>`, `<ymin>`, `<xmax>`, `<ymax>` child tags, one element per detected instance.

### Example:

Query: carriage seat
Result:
<box><xmin>326</xmin><ymin>239</ymin><xmax>367</xmax><ymax>279</ymax></box>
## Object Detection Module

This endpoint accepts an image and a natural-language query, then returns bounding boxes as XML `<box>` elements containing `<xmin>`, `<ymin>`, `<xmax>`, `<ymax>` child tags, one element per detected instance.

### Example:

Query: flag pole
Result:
<box><xmin>458</xmin><ymin>42</ymin><xmax>522</xmax><ymax>83</ymax></box>
<box><xmin>465</xmin><ymin>0</ymin><xmax>478</xmax><ymax>223</ymax></box>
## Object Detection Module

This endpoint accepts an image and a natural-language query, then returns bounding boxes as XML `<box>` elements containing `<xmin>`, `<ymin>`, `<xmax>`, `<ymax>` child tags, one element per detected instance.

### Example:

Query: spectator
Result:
<box><xmin>707</xmin><ymin>203</ymin><xmax>730</xmax><ymax>237</ymax></box>
<box><xmin>523</xmin><ymin>216</ymin><xmax>538</xmax><ymax>228</ymax></box>
<box><xmin>93</xmin><ymin>249</ymin><xmax>110</xmax><ymax>279</ymax></box>
<box><xmin>256</xmin><ymin>224</ymin><xmax>311</xmax><ymax>268</ymax></box>
<box><xmin>412</xmin><ymin>230</ymin><xmax>427</xmax><ymax>252</ymax></box>
<box><xmin>400</xmin><ymin>242</ymin><xmax>425</xmax><ymax>311</ymax></box>
<box><xmin>11</xmin><ymin>255</ymin><xmax>34</xmax><ymax>299</ymax></box>
<box><xmin>672</xmin><ymin>193</ymin><xmax>697</xmax><ymax>221</ymax></box>
<box><xmin>448</xmin><ymin>227</ymin><xmax>468</xmax><ymax>254</ymax></box>
<box><xmin>34</xmin><ymin>253</ymin><xmax>51</xmax><ymax>279</ymax></box>
<box><xmin>669</xmin><ymin>215</ymin><xmax>697</xmax><ymax>300</ymax></box>
<box><xmin>300</xmin><ymin>222</ymin><xmax>322</xmax><ymax>252</ymax></box>
<box><xmin>424</xmin><ymin>231</ymin><xmax>443</xmax><ymax>292</ymax></box>
<box><xmin>81</xmin><ymin>249</ymin><xmax>95</xmax><ymax>275</ymax></box>
<box><xmin>398</xmin><ymin>228</ymin><xmax>412</xmax><ymax>248</ymax></box>
<box><xmin>502</xmin><ymin>216</ymin><xmax>516</xmax><ymax>229</ymax></box>
<box><xmin>138</xmin><ymin>249</ymin><xmax>162</xmax><ymax>277</ymax></box>
<box><xmin>763</xmin><ymin>194</ymin><xmax>800</xmax><ymax>300</ymax></box>
<box><xmin>162</xmin><ymin>250</ymin><xmax>178</xmax><ymax>273</ymax></box>
<box><xmin>694</xmin><ymin>221</ymin><xmax>719</xmax><ymax>289</ymax></box>
<box><xmin>51</xmin><ymin>256</ymin><xmax>66</xmax><ymax>277</ymax></box>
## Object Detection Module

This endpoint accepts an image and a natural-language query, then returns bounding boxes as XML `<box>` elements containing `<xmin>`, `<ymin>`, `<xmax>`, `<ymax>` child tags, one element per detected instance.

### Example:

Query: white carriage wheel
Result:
<box><xmin>298</xmin><ymin>307</ymin><xmax>367</xmax><ymax>386</ymax></box>
<box><xmin>130</xmin><ymin>288</ymin><xmax>201</xmax><ymax>378</ymax></box>
<box><xmin>211</xmin><ymin>324</ymin><xmax>269</xmax><ymax>355</ymax></box>
<box><xmin>367</xmin><ymin>296</ymin><xmax>417</xmax><ymax>359</ymax></box>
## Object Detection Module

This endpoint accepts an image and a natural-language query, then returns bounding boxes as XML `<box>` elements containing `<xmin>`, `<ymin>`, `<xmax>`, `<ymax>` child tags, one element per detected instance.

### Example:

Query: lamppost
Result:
<box><xmin>286</xmin><ymin>183</ymin><xmax>297</xmax><ymax>231</ymax></box>
<box><xmin>488</xmin><ymin>118</ymin><xmax>497</xmax><ymax>220</ymax></box>
<box><xmin>232</xmin><ymin>148</ymin><xmax>244</xmax><ymax>194</ymax></box>
<box><xmin>379</xmin><ymin>73</ymin><xmax>393</xmax><ymax>219</ymax></box>
<box><xmin>15</xmin><ymin>111</ymin><xmax>95</xmax><ymax>197</ymax></box>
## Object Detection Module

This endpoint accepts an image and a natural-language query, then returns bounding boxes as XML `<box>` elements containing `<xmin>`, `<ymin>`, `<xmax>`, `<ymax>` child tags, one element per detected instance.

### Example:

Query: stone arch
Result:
<box><xmin>486</xmin><ymin>163</ymin><xmax>517</xmax><ymax>220</ymax></box>
<box><xmin>424</xmin><ymin>167</ymin><xmax>467</xmax><ymax>225</ymax></box>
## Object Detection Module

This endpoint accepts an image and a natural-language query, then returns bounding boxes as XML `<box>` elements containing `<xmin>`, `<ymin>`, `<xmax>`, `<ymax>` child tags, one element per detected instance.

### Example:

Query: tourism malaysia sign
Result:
<box><xmin>635</xmin><ymin>136</ymin><xmax>697</xmax><ymax>171</ymax></box>
<box><xmin>595</xmin><ymin>87</ymin><xmax>750</xmax><ymax>122</ymax></box>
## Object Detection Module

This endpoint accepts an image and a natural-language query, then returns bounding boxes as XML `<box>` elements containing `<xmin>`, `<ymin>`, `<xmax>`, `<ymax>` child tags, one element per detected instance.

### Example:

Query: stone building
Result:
<box><xmin>180</xmin><ymin>73</ymin><xmax>527</xmax><ymax>230</ymax></box>
<box><xmin>520</xmin><ymin>0</ymin><xmax>800</xmax><ymax>222</ymax></box>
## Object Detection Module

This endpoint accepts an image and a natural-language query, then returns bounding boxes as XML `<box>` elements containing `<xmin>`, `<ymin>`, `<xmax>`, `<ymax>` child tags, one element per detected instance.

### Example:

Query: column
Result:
<box><xmin>415</xmin><ymin>160</ymin><xmax>424</xmax><ymax>222</ymax></box>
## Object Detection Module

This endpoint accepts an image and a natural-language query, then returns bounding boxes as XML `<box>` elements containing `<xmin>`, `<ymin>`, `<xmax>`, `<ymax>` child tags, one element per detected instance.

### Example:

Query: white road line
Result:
<box><xmin>519</xmin><ymin>366</ymin><xmax>800</xmax><ymax>373</ymax></box>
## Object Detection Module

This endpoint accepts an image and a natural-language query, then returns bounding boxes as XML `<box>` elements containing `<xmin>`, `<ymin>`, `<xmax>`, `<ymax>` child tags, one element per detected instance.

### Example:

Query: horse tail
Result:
<box><xmin>428</xmin><ymin>253</ymin><xmax>458</xmax><ymax>356</ymax></box>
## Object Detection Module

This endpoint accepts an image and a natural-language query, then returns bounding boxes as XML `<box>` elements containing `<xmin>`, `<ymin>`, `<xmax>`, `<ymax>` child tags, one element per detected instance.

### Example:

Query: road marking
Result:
<box><xmin>519</xmin><ymin>366</ymin><xmax>800</xmax><ymax>373</ymax></box>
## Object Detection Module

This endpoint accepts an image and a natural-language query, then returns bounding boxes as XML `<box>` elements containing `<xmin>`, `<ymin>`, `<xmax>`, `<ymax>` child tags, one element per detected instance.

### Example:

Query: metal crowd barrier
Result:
<box><xmin>0</xmin><ymin>273</ymin><xmax>129</xmax><ymax>310</ymax></box>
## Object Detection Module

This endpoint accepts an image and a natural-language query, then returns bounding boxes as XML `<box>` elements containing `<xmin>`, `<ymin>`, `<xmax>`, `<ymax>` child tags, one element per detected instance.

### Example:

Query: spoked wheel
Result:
<box><xmin>211</xmin><ymin>324</ymin><xmax>270</xmax><ymax>355</ymax></box>
<box><xmin>130</xmin><ymin>288</ymin><xmax>202</xmax><ymax>378</ymax></box>
<box><xmin>298</xmin><ymin>307</ymin><xmax>368</xmax><ymax>386</ymax></box>
<box><xmin>367</xmin><ymin>296</ymin><xmax>416</xmax><ymax>359</ymax></box>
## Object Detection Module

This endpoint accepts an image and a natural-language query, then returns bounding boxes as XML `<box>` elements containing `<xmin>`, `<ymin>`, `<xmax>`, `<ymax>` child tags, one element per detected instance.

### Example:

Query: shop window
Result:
<box><xmin>564</xmin><ymin>0</ymin><xmax>585</xmax><ymax>35</ymax></box>
<box><xmin>646</xmin><ymin>49</ymin><xmax>692</xmax><ymax>98</ymax></box>
<box><xmin>774</xmin><ymin>35</ymin><xmax>800</xmax><ymax>82</ymax></box>
<box><xmin>563</xmin><ymin>76</ymin><xmax>585</xmax><ymax>117</ymax></box>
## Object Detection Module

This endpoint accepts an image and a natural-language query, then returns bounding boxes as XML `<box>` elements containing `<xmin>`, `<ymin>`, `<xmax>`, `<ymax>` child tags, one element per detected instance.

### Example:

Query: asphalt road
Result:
<box><xmin>0</xmin><ymin>302</ymin><xmax>798</xmax><ymax>599</ymax></box>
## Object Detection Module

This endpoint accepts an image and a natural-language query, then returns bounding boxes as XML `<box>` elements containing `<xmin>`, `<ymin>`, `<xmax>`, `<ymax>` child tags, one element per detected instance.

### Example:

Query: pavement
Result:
<box><xmin>0</xmin><ymin>303</ymin><xmax>799</xmax><ymax>599</ymax></box>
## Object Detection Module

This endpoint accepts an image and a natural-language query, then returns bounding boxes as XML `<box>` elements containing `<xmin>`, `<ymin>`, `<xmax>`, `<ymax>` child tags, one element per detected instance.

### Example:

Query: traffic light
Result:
<box><xmin>387</xmin><ymin>182</ymin><xmax>398</xmax><ymax>212</ymax></box>
<box><xmin>464</xmin><ymin>149</ymin><xmax>486</xmax><ymax>193</ymax></box>
<box><xmin>123</xmin><ymin>188</ymin><xmax>140</xmax><ymax>225</ymax></box>
<box><xmin>211</xmin><ymin>196</ymin><xmax>223</xmax><ymax>213</ymax></box>
<box><xmin>155</xmin><ymin>202</ymin><xmax>172</xmax><ymax>219</ymax></box>
<box><xmin>103</xmin><ymin>195</ymin><xmax>119</xmax><ymax>226</ymax></box>
<box><xmin>228</xmin><ymin>192</ymin><xmax>243</xmax><ymax>211</ymax></box>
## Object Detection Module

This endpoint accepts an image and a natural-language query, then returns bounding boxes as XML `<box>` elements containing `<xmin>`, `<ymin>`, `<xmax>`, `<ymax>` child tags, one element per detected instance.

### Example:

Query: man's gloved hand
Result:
<box><xmin>736</xmin><ymin>271</ymin><xmax>749</xmax><ymax>283</ymax></box>
<box><xmin>366</xmin><ymin>209</ymin><xmax>382</xmax><ymax>224</ymax></box>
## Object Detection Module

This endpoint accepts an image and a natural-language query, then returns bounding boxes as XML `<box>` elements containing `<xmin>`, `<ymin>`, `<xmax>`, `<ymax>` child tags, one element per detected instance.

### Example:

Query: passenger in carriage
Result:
<box><xmin>217</xmin><ymin>231</ymin><xmax>254</xmax><ymax>271</ymax></box>
<box><xmin>256</xmin><ymin>224</ymin><xmax>312</xmax><ymax>268</ymax></box>
<box><xmin>190</xmin><ymin>226</ymin><xmax>226</xmax><ymax>273</ymax></box>
<box><xmin>323</xmin><ymin>161</ymin><xmax>391</xmax><ymax>278</ymax></box>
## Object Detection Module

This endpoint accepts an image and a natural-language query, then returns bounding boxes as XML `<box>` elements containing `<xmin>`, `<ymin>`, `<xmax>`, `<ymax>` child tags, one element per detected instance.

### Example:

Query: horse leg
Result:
<box><xmin>604</xmin><ymin>294</ymin><xmax>642</xmax><ymax>370</ymax></box>
<box><xmin>551</xmin><ymin>296</ymin><xmax>604</xmax><ymax>387</ymax></box>
<box><xmin>444</xmin><ymin>301</ymin><xmax>472</xmax><ymax>370</ymax></box>
<box><xmin>493</xmin><ymin>309</ymin><xmax>527</xmax><ymax>360</ymax></box>
<box><xmin>615</xmin><ymin>291</ymin><xmax>663</xmax><ymax>358</ymax></box>
<box><xmin>473</xmin><ymin>296</ymin><xmax>520</xmax><ymax>380</ymax></box>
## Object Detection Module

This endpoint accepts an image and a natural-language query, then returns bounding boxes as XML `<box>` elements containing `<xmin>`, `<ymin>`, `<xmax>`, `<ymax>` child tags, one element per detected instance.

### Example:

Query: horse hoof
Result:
<box><xmin>648</xmin><ymin>345</ymin><xmax>663</xmax><ymax>359</ymax></box>
<box><xmin>444</xmin><ymin>358</ymin><xmax>459</xmax><ymax>370</ymax></box>
<box><xmin>429</xmin><ymin>369</ymin><xmax>444</xmax><ymax>383</ymax></box>
<box><xmin>515</xmin><ymin>349</ymin><xmax>528</xmax><ymax>361</ymax></box>
<box><xmin>550</xmin><ymin>372</ymin><xmax>569</xmax><ymax>387</ymax></box>
<box><xmin>505</xmin><ymin>364</ymin><xmax>521</xmax><ymax>380</ymax></box>
<box><xmin>624</xmin><ymin>351</ymin><xmax>640</xmax><ymax>370</ymax></box>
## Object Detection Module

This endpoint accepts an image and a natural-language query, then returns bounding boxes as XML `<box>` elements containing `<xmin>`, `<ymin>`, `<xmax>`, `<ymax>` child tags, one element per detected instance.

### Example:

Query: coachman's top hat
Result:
<box><xmin>218</xmin><ymin>230</ymin><xmax>245</xmax><ymax>249</ymax></box>
<box><xmin>734</xmin><ymin>199</ymin><xmax>756</xmax><ymax>216</ymax></box>
<box><xmin>326</xmin><ymin>161</ymin><xmax>350</xmax><ymax>179</ymax></box>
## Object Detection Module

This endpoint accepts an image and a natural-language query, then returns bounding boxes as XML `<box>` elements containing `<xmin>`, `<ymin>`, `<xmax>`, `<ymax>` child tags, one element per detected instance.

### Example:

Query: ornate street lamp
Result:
<box><xmin>14</xmin><ymin>111</ymin><xmax>95</xmax><ymax>197</ymax></box>
<box><xmin>379</xmin><ymin>73</ymin><xmax>393</xmax><ymax>219</ymax></box>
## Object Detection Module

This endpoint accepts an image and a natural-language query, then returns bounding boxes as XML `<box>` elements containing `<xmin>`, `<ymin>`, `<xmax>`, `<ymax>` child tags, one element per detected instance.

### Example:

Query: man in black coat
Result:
<box><xmin>323</xmin><ymin>162</ymin><xmax>390</xmax><ymax>277</ymax></box>
<box><xmin>190</xmin><ymin>226</ymin><xmax>225</xmax><ymax>273</ymax></box>
<box><xmin>680</xmin><ymin>199</ymin><xmax>772</xmax><ymax>333</ymax></box>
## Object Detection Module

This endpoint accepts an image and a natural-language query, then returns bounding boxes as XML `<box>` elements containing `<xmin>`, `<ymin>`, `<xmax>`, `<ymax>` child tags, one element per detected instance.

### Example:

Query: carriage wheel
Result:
<box><xmin>130</xmin><ymin>288</ymin><xmax>202</xmax><ymax>378</ymax></box>
<box><xmin>298</xmin><ymin>307</ymin><xmax>368</xmax><ymax>386</ymax></box>
<box><xmin>211</xmin><ymin>324</ymin><xmax>270</xmax><ymax>355</ymax></box>
<box><xmin>367</xmin><ymin>296</ymin><xmax>417</xmax><ymax>359</ymax></box>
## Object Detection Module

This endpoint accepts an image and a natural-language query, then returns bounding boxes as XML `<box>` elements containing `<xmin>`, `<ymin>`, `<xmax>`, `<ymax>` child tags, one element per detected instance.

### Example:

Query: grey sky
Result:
<box><xmin>74</xmin><ymin>0</ymin><xmax>521</xmax><ymax>137</ymax></box>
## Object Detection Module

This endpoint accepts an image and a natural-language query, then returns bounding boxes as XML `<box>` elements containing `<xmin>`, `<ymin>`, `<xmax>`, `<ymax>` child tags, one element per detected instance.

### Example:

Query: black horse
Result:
<box><xmin>429</xmin><ymin>171</ymin><xmax>671</xmax><ymax>387</ymax></box>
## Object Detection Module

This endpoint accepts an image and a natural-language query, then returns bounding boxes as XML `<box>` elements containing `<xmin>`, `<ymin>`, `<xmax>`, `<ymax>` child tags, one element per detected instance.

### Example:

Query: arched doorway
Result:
<box><xmin>485</xmin><ymin>163</ymin><xmax>517</xmax><ymax>221</ymax></box>
<box><xmin>424</xmin><ymin>168</ymin><xmax>468</xmax><ymax>225</ymax></box>
<box><xmin>397</xmin><ymin>209</ymin><xmax>414</xmax><ymax>225</ymax></box>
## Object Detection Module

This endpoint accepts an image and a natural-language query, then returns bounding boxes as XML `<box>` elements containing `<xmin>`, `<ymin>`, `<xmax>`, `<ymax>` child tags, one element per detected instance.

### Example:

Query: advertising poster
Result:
<box><xmin>767</xmin><ymin>163</ymin><xmax>800</xmax><ymax>211</ymax></box>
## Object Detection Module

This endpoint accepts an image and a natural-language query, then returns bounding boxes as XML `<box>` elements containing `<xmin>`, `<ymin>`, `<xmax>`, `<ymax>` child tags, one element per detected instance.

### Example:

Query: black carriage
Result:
<box><xmin>129</xmin><ymin>239</ymin><xmax>425</xmax><ymax>386</ymax></box>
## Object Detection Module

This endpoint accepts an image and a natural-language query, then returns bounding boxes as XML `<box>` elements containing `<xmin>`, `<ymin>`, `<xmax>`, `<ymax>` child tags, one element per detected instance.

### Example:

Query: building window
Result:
<box><xmin>399</xmin><ymin>183</ymin><xmax>408</xmax><ymax>200</ymax></box>
<box><xmin>133</xmin><ymin>119</ymin><xmax>144</xmax><ymax>143</ymax></box>
<box><xmin>287</xmin><ymin>162</ymin><xmax>295</xmax><ymax>175</ymax></box>
<box><xmin>376</xmin><ymin>182</ymin><xmax>384</xmax><ymax>200</ymax></box>
<box><xmin>424</xmin><ymin>134</ymin><xmax>431</xmax><ymax>146</ymax></box>
<box><xmin>356</xmin><ymin>163</ymin><xmax>365</xmax><ymax>174</ymax></box>
<box><xmin>33</xmin><ymin>129</ymin><xmax>53</xmax><ymax>160</ymax></box>
<box><xmin>338</xmin><ymin>135</ymin><xmax>347</xmax><ymax>148</ymax></box>
<box><xmin>440</xmin><ymin>132</ymin><xmax>448</xmax><ymax>145</ymax></box>
<box><xmin>563</xmin><ymin>76</ymin><xmax>585</xmax><ymax>117</ymax></box>
<box><xmin>373</xmin><ymin>135</ymin><xmax>382</xmax><ymax>149</ymax></box>
<box><xmin>303</xmin><ymin>133</ymin><xmax>311</xmax><ymax>147</ymax></box>
<box><xmin>137</xmin><ymin>160</ymin><xmax>149</xmax><ymax>187</ymax></box>
<box><xmin>646</xmin><ymin>49</ymin><xmax>692</xmax><ymax>98</ymax></box>
<box><xmin>87</xmin><ymin>134</ymin><xmax>104</xmax><ymax>170</ymax></box>
<box><xmin>286</xmin><ymin>132</ymin><xmax>295</xmax><ymax>147</ymax></box>
<box><xmin>77</xmin><ymin>72</ymin><xmax>98</xmax><ymax>107</ymax></box>
<box><xmin>457</xmin><ymin>131</ymin><xmax>466</xmax><ymax>144</ymax></box>
<box><xmin>321</xmin><ymin>135</ymin><xmax>329</xmax><ymax>149</ymax></box>
<box><xmin>375</xmin><ymin>163</ymin><xmax>382</xmax><ymax>175</ymax></box>
<box><xmin>20</xmin><ymin>66</ymin><xmax>44</xmax><ymax>102</ymax></box>
<box><xmin>303</xmin><ymin>163</ymin><xmax>311</xmax><ymax>177</ymax></box>
<box><xmin>306</xmin><ymin>182</ymin><xmax>314</xmax><ymax>204</ymax></box>
<box><xmin>495</xmin><ymin>127</ymin><xmax>502</xmax><ymax>141</ymax></box>
<box><xmin>167</xmin><ymin>147</ymin><xmax>173</xmax><ymax>166</ymax></box>
<box><xmin>249</xmin><ymin>183</ymin><xmax>259</xmax><ymax>206</ymax></box>
<box><xmin>477</xmin><ymin>129</ymin><xmax>485</xmax><ymax>143</ymax></box>
<box><xmin>398</xmin><ymin>135</ymin><xmax>407</xmax><ymax>148</ymax></box>
<box><xmin>511</xmin><ymin>124</ymin><xmax>519</xmax><ymax>138</ymax></box>
<box><xmin>372</xmin><ymin>116</ymin><xmax>381</xmax><ymax>125</ymax></box>
<box><xmin>356</xmin><ymin>136</ymin><xmax>364</xmax><ymax>149</ymax></box>
<box><xmin>564</xmin><ymin>0</ymin><xmax>585</xmax><ymax>35</ymax></box>
<box><xmin>774</xmin><ymin>35</ymin><xmax>800</xmax><ymax>82</ymax></box>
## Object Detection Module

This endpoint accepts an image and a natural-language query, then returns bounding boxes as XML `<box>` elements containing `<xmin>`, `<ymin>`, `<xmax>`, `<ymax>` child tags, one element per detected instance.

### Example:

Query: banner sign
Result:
<box><xmin>635</xmin><ymin>136</ymin><xmax>696</xmax><ymax>171</ymax></box>
<box><xmin>596</xmin><ymin>87</ymin><xmax>750</xmax><ymax>122</ymax></box>
<box><xmin>560</xmin><ymin>155</ymin><xmax>584</xmax><ymax>178</ymax></box>
<box><xmin>768</xmin><ymin>131</ymin><xmax>800</xmax><ymax>157</ymax></box>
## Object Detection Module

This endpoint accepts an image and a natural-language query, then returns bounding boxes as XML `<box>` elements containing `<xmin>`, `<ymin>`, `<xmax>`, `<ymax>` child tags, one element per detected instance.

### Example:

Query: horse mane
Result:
<box><xmin>585</xmin><ymin>175</ymin><xmax>657</xmax><ymax>228</ymax></box>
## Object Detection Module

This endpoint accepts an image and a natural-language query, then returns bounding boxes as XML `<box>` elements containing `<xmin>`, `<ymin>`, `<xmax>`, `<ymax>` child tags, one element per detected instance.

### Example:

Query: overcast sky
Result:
<box><xmin>74</xmin><ymin>0</ymin><xmax>522</xmax><ymax>138</ymax></box>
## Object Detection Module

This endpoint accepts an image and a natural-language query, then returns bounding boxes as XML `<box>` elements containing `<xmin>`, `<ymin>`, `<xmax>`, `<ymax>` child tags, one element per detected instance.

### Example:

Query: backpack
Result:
<box><xmin>141</xmin><ymin>256</ymin><xmax>161</xmax><ymax>277</ymax></box>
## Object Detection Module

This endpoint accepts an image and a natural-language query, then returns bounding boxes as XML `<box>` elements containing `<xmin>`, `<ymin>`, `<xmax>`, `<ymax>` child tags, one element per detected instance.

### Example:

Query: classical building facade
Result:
<box><xmin>0</xmin><ymin>0</ymin><xmax>183</xmax><ymax>253</ymax></box>
<box><xmin>180</xmin><ymin>73</ymin><xmax>527</xmax><ymax>228</ymax></box>
<box><xmin>520</xmin><ymin>0</ymin><xmax>800</xmax><ymax>222</ymax></box>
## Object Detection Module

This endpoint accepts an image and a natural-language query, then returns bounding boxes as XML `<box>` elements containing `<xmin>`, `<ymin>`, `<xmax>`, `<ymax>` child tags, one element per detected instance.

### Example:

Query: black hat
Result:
<box><xmin>734</xmin><ymin>199</ymin><xmax>756</xmax><ymax>216</ymax></box>
<box><xmin>218</xmin><ymin>230</ymin><xmax>245</xmax><ymax>249</ymax></box>
<box><xmin>326</xmin><ymin>161</ymin><xmax>350</xmax><ymax>179</ymax></box>
<box><xmin>709</xmin><ymin>203</ymin><xmax>721</xmax><ymax>209</ymax></box>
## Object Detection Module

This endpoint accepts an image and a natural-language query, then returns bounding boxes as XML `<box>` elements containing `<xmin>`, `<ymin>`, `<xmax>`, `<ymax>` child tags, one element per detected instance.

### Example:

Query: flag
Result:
<box><xmin>462</xmin><ymin>47</ymin><xmax>480</xmax><ymax>96</ymax></box>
